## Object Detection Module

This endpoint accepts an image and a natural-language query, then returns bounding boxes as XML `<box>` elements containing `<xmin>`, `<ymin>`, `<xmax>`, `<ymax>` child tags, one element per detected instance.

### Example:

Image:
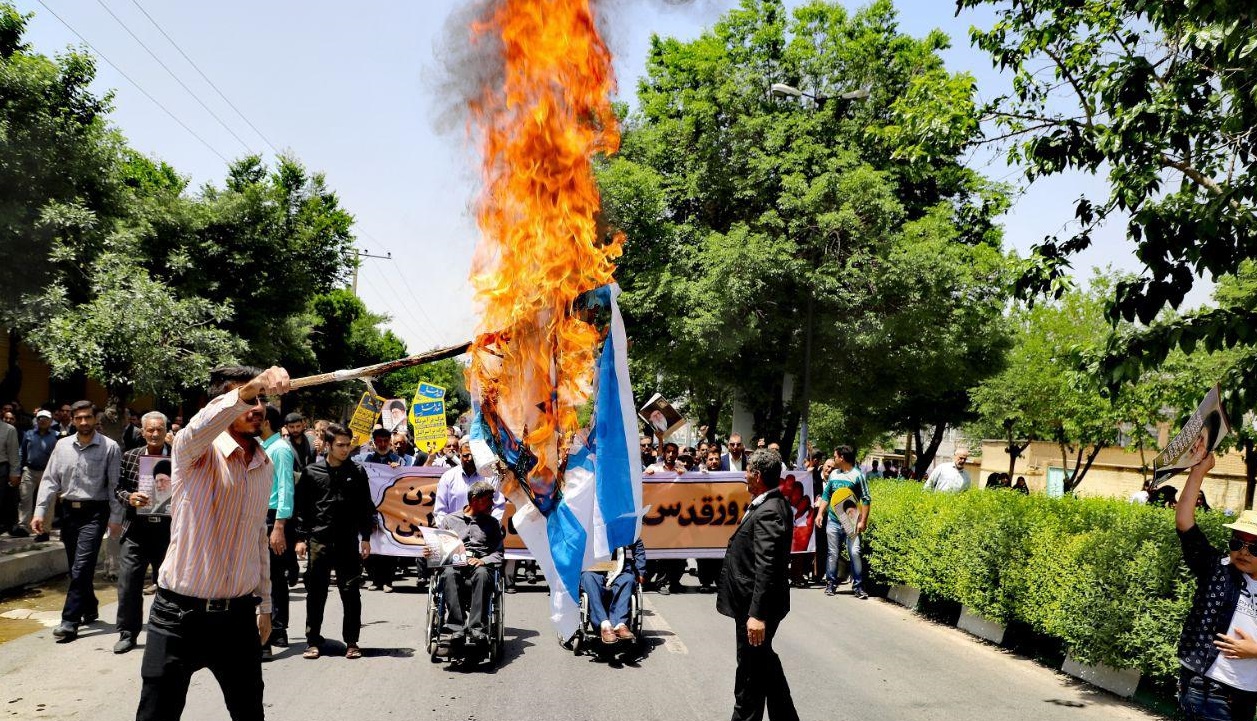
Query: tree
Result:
<box><xmin>0</xmin><ymin>4</ymin><xmax>128</xmax><ymax>400</ymax></box>
<box><xmin>958</xmin><ymin>0</ymin><xmax>1257</xmax><ymax>397</ymax></box>
<box><xmin>601</xmin><ymin>0</ymin><xmax>1011</xmax><ymax>465</ymax></box>
<box><xmin>17</xmin><ymin>232</ymin><xmax>243</xmax><ymax>414</ymax></box>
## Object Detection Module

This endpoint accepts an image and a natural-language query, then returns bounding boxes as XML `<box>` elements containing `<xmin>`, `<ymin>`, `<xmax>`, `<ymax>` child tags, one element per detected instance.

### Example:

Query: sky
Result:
<box><xmin>12</xmin><ymin>0</ymin><xmax>1156</xmax><ymax>354</ymax></box>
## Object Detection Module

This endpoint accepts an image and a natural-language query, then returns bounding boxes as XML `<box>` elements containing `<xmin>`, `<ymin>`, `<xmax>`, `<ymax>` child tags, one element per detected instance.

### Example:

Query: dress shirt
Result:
<box><xmin>20</xmin><ymin>427</ymin><xmax>58</xmax><ymax>471</ymax></box>
<box><xmin>157</xmin><ymin>389</ymin><xmax>273</xmax><ymax>613</ymax></box>
<box><xmin>262</xmin><ymin>434</ymin><xmax>295</xmax><ymax>520</ymax></box>
<box><xmin>923</xmin><ymin>462</ymin><xmax>970</xmax><ymax>493</ymax></box>
<box><xmin>35</xmin><ymin>431</ymin><xmax>123</xmax><ymax>523</ymax></box>
<box><xmin>0</xmin><ymin>420</ymin><xmax>18</xmax><ymax>469</ymax></box>
<box><xmin>433</xmin><ymin>465</ymin><xmax>505</xmax><ymax>525</ymax></box>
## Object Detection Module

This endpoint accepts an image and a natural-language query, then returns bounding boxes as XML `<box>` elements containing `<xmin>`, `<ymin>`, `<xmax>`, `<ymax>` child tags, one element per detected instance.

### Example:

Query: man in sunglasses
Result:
<box><xmin>1176</xmin><ymin>437</ymin><xmax>1257</xmax><ymax>720</ymax></box>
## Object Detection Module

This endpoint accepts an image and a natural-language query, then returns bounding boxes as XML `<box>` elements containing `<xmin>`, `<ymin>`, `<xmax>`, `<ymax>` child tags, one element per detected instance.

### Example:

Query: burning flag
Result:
<box><xmin>461</xmin><ymin>0</ymin><xmax>640</xmax><ymax>636</ymax></box>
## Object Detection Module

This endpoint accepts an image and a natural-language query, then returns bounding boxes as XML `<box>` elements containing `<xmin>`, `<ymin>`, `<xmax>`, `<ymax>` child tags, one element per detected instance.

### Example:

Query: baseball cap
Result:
<box><xmin>35</xmin><ymin>410</ymin><xmax>52</xmax><ymax>419</ymax></box>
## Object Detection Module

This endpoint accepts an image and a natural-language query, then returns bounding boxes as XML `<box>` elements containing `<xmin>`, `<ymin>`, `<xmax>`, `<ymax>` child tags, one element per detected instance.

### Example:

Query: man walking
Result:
<box><xmin>717</xmin><ymin>448</ymin><xmax>799</xmax><ymax>721</ymax></box>
<box><xmin>32</xmin><ymin>401</ymin><xmax>123</xmax><ymax>641</ymax></box>
<box><xmin>134</xmin><ymin>365</ymin><xmax>289</xmax><ymax>721</ymax></box>
<box><xmin>113</xmin><ymin>412</ymin><xmax>171</xmax><ymax>654</ymax></box>
<box><xmin>14</xmin><ymin>409</ymin><xmax>57</xmax><ymax>539</ymax></box>
<box><xmin>294</xmin><ymin>423</ymin><xmax>374</xmax><ymax>660</ymax></box>
<box><xmin>0</xmin><ymin>410</ymin><xmax>19</xmax><ymax>536</ymax></box>
<box><xmin>923</xmin><ymin>448</ymin><xmax>971</xmax><ymax>493</ymax></box>
<box><xmin>260</xmin><ymin>405</ymin><xmax>296</xmax><ymax>657</ymax></box>
<box><xmin>815</xmin><ymin>445</ymin><xmax>870</xmax><ymax>599</ymax></box>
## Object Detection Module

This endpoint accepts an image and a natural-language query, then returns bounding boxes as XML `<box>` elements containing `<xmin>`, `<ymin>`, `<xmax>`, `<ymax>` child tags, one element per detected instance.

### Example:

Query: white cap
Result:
<box><xmin>35</xmin><ymin>410</ymin><xmax>52</xmax><ymax>419</ymax></box>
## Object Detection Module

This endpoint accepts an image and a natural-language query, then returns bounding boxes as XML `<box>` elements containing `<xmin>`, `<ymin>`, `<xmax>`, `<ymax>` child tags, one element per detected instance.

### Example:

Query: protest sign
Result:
<box><xmin>348</xmin><ymin>392</ymin><xmax>384</xmax><ymax>447</ymax></box>
<box><xmin>1153</xmin><ymin>383</ymin><xmax>1232</xmax><ymax>485</ymax></box>
<box><xmin>365</xmin><ymin>465</ymin><xmax>817</xmax><ymax>560</ymax></box>
<box><xmin>136</xmin><ymin>455</ymin><xmax>173</xmax><ymax>516</ymax></box>
<box><xmin>638</xmin><ymin>393</ymin><xmax>684</xmax><ymax>438</ymax></box>
<box><xmin>381</xmin><ymin>398</ymin><xmax>409</xmax><ymax>435</ymax></box>
<box><xmin>409</xmin><ymin>382</ymin><xmax>447</xmax><ymax>455</ymax></box>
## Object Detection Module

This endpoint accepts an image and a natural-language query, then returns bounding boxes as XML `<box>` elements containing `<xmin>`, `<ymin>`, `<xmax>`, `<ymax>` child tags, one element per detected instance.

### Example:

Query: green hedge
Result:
<box><xmin>863</xmin><ymin>480</ymin><xmax>1233</xmax><ymax>679</ymax></box>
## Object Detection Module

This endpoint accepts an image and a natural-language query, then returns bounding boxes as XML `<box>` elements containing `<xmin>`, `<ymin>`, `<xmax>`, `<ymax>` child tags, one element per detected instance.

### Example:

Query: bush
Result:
<box><xmin>864</xmin><ymin>480</ymin><xmax>1231</xmax><ymax>679</ymax></box>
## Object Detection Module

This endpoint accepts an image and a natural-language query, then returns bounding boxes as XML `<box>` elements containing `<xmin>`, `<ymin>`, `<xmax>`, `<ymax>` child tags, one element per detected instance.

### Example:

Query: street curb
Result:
<box><xmin>0</xmin><ymin>544</ymin><xmax>68</xmax><ymax>593</ymax></box>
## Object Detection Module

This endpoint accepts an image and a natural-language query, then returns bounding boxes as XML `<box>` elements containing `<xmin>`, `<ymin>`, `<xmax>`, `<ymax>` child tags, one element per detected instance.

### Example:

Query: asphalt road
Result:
<box><xmin>0</xmin><ymin>576</ymin><xmax>1163</xmax><ymax>721</ymax></box>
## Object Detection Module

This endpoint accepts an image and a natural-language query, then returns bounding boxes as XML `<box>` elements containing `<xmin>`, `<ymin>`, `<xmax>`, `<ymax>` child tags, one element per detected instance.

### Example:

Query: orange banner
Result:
<box><xmin>366</xmin><ymin>465</ymin><xmax>817</xmax><ymax>559</ymax></box>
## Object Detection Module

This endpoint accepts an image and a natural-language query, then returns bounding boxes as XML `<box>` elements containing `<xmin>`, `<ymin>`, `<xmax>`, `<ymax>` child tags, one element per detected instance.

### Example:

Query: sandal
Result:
<box><xmin>302</xmin><ymin>646</ymin><xmax>320</xmax><ymax>660</ymax></box>
<box><xmin>345</xmin><ymin>645</ymin><xmax>362</xmax><ymax>660</ymax></box>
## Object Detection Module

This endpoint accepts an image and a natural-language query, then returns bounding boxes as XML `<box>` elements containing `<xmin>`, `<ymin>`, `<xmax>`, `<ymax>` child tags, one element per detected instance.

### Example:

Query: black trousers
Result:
<box><xmin>732</xmin><ymin>616</ymin><xmax>798</xmax><ymax>721</ymax></box>
<box><xmin>264</xmin><ymin>511</ymin><xmax>294</xmax><ymax>638</ymax></box>
<box><xmin>61</xmin><ymin>501</ymin><xmax>108</xmax><ymax>623</ymax></box>
<box><xmin>136</xmin><ymin>589</ymin><xmax>263</xmax><ymax>721</ymax></box>
<box><xmin>442</xmin><ymin>564</ymin><xmax>492</xmax><ymax>635</ymax></box>
<box><xmin>116</xmin><ymin>519</ymin><xmax>170</xmax><ymax>636</ymax></box>
<box><xmin>366</xmin><ymin>554</ymin><xmax>396</xmax><ymax>587</ymax></box>
<box><xmin>304</xmin><ymin>538</ymin><xmax>363</xmax><ymax>646</ymax></box>
<box><xmin>0</xmin><ymin>461</ymin><xmax>14</xmax><ymax>529</ymax></box>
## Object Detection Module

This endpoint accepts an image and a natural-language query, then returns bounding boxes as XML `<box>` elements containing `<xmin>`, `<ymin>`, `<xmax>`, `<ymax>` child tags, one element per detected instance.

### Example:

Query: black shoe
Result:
<box><xmin>261</xmin><ymin>645</ymin><xmax>273</xmax><ymax>661</ymax></box>
<box><xmin>52</xmin><ymin>622</ymin><xmax>77</xmax><ymax>642</ymax></box>
<box><xmin>270</xmin><ymin>632</ymin><xmax>288</xmax><ymax>648</ymax></box>
<box><xmin>33</xmin><ymin>533</ymin><xmax>50</xmax><ymax>542</ymax></box>
<box><xmin>657</xmin><ymin>585</ymin><xmax>670</xmax><ymax>595</ymax></box>
<box><xmin>854</xmin><ymin>588</ymin><xmax>869</xmax><ymax>600</ymax></box>
<box><xmin>113</xmin><ymin>634</ymin><xmax>136</xmax><ymax>654</ymax></box>
<box><xmin>8</xmin><ymin>525</ymin><xmax>29</xmax><ymax>538</ymax></box>
<box><xmin>82</xmin><ymin>611</ymin><xmax>98</xmax><ymax>624</ymax></box>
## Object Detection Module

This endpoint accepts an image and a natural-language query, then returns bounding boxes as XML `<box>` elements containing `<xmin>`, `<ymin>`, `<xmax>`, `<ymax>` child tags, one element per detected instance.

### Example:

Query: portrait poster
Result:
<box><xmin>136</xmin><ymin>454</ymin><xmax>173</xmax><ymax>516</ymax></box>
<box><xmin>638</xmin><ymin>393</ymin><xmax>684</xmax><ymax>438</ymax></box>
<box><xmin>1153</xmin><ymin>384</ymin><xmax>1232</xmax><ymax>485</ymax></box>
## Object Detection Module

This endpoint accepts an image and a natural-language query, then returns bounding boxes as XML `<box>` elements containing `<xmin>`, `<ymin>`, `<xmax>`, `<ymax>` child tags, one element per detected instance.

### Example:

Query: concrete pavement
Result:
<box><xmin>0</xmin><ymin>580</ymin><xmax>1164</xmax><ymax>721</ymax></box>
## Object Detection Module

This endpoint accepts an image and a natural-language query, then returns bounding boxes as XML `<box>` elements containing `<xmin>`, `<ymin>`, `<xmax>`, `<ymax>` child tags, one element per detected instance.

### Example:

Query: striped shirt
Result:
<box><xmin>157</xmin><ymin>389</ymin><xmax>273</xmax><ymax>613</ymax></box>
<box><xmin>34</xmin><ymin>430</ymin><xmax>123</xmax><ymax>523</ymax></box>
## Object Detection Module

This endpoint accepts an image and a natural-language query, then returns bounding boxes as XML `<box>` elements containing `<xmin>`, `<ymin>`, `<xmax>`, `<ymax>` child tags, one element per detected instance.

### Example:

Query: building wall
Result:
<box><xmin>975</xmin><ymin>439</ymin><xmax>1250</xmax><ymax>512</ymax></box>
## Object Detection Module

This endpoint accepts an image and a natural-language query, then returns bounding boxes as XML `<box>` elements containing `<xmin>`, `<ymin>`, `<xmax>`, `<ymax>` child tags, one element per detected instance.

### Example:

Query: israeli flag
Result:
<box><xmin>479</xmin><ymin>283</ymin><xmax>643</xmax><ymax>638</ymax></box>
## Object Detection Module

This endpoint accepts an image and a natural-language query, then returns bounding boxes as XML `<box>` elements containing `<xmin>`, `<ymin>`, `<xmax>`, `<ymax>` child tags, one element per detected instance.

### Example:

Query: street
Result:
<box><xmin>0</xmin><ymin>578</ymin><xmax>1161</xmax><ymax>721</ymax></box>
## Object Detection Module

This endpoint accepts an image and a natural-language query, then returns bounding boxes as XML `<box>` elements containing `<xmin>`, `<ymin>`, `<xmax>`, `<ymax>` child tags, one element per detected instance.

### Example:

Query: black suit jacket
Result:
<box><xmin>716</xmin><ymin>488</ymin><xmax>792</xmax><ymax>623</ymax></box>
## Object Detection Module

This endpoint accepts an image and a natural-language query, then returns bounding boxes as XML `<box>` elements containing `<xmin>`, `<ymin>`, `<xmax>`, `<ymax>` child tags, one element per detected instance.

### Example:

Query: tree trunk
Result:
<box><xmin>914</xmin><ymin>424</ymin><xmax>946</xmax><ymax>478</ymax></box>
<box><xmin>0</xmin><ymin>327</ymin><xmax>23</xmax><ymax>404</ymax></box>
<box><xmin>1065</xmin><ymin>443</ymin><xmax>1104</xmax><ymax>493</ymax></box>
<box><xmin>1244</xmin><ymin>439</ymin><xmax>1256</xmax><ymax>511</ymax></box>
<box><xmin>780</xmin><ymin>408</ymin><xmax>801</xmax><ymax>463</ymax></box>
<box><xmin>904</xmin><ymin>429</ymin><xmax>915</xmax><ymax>479</ymax></box>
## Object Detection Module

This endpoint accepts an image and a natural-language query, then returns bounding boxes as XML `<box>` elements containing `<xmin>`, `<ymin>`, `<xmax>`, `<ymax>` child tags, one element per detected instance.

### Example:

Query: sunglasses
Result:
<box><xmin>1229</xmin><ymin>538</ymin><xmax>1257</xmax><ymax>556</ymax></box>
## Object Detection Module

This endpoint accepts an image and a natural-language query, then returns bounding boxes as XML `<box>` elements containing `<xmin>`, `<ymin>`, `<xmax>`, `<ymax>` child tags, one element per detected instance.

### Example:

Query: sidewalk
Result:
<box><xmin>0</xmin><ymin>531</ymin><xmax>67</xmax><ymax>593</ymax></box>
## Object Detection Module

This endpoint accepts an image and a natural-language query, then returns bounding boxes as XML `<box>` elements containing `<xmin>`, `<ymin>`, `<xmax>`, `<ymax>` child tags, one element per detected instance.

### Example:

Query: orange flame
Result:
<box><xmin>466</xmin><ymin>0</ymin><xmax>621</xmax><ymax>500</ymax></box>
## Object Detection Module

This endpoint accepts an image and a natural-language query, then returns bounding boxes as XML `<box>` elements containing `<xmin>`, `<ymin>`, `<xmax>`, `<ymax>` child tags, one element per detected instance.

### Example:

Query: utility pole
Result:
<box><xmin>350</xmin><ymin>248</ymin><xmax>392</xmax><ymax>296</ymax></box>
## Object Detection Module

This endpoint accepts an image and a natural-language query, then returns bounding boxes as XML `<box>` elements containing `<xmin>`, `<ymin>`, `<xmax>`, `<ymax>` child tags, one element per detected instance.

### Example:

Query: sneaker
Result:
<box><xmin>113</xmin><ymin>634</ymin><xmax>136</xmax><ymax>654</ymax></box>
<box><xmin>854</xmin><ymin>588</ymin><xmax>869</xmax><ymax>600</ymax></box>
<box><xmin>824</xmin><ymin>585</ymin><xmax>836</xmax><ymax>597</ymax></box>
<box><xmin>52</xmin><ymin>622</ymin><xmax>77</xmax><ymax>642</ymax></box>
<box><xmin>657</xmin><ymin>585</ymin><xmax>670</xmax><ymax>596</ymax></box>
<box><xmin>383</xmin><ymin>584</ymin><xmax>394</xmax><ymax>593</ymax></box>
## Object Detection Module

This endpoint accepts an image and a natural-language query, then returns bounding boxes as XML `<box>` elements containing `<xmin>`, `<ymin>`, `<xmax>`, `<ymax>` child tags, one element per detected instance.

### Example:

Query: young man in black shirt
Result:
<box><xmin>293</xmin><ymin>423</ymin><xmax>375</xmax><ymax>660</ymax></box>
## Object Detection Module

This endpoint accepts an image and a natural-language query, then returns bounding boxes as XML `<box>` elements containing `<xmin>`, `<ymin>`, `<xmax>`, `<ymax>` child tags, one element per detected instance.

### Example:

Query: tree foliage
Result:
<box><xmin>601</xmin><ymin>0</ymin><xmax>1012</xmax><ymax>465</ymax></box>
<box><xmin>958</xmin><ymin>0</ymin><xmax>1257</xmax><ymax>401</ymax></box>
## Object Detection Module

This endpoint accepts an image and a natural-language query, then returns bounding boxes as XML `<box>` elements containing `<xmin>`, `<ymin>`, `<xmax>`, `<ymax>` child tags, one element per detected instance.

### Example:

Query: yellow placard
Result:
<box><xmin>348</xmin><ymin>392</ymin><xmax>384</xmax><ymax>447</ymax></box>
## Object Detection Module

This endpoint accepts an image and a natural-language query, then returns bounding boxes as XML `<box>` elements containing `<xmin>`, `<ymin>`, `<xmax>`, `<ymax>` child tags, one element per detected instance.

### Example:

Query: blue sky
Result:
<box><xmin>13</xmin><ymin>0</ymin><xmax>1146</xmax><ymax>353</ymax></box>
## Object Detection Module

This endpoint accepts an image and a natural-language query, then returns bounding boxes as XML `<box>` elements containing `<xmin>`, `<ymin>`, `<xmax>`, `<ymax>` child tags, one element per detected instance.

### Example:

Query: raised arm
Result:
<box><xmin>174</xmin><ymin>367</ymin><xmax>290</xmax><ymax>471</ymax></box>
<box><xmin>1176</xmin><ymin>437</ymin><xmax>1216</xmax><ymax>532</ymax></box>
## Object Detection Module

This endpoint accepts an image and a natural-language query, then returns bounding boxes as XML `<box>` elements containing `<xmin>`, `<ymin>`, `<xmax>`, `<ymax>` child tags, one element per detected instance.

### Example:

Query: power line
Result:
<box><xmin>128</xmin><ymin>0</ymin><xmax>282</xmax><ymax>155</ymax></box>
<box><xmin>92</xmin><ymin>0</ymin><xmax>254</xmax><ymax>154</ymax></box>
<box><xmin>32</xmin><ymin>0</ymin><xmax>231</xmax><ymax>164</ymax></box>
<box><xmin>357</xmin><ymin>229</ymin><xmax>449</xmax><ymax>345</ymax></box>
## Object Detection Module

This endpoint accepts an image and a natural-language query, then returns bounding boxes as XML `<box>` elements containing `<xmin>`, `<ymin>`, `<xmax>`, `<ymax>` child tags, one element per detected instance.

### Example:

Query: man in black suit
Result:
<box><xmin>716</xmin><ymin>448</ymin><xmax>799</xmax><ymax>721</ymax></box>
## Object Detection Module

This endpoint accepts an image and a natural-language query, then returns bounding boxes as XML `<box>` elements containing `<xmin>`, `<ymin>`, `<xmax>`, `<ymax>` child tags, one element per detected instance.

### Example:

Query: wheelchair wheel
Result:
<box><xmin>573</xmin><ymin>587</ymin><xmax>591</xmax><ymax>655</ymax></box>
<box><xmin>425</xmin><ymin>586</ymin><xmax>441</xmax><ymax>662</ymax></box>
<box><xmin>629</xmin><ymin>584</ymin><xmax>644</xmax><ymax>640</ymax></box>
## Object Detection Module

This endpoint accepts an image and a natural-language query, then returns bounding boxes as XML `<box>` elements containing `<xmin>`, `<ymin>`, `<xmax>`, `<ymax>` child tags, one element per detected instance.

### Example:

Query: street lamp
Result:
<box><xmin>770</xmin><ymin>82</ymin><xmax>870</xmax><ymax>108</ymax></box>
<box><xmin>769</xmin><ymin>81</ymin><xmax>870</xmax><ymax>466</ymax></box>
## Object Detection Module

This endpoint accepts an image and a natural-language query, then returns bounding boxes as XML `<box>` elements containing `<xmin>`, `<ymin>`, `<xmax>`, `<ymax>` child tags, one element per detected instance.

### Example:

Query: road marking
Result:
<box><xmin>641</xmin><ymin>596</ymin><xmax>689</xmax><ymax>654</ymax></box>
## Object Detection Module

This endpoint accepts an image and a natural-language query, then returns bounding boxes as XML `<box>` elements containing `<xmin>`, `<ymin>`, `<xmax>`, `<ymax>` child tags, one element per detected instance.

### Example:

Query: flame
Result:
<box><xmin>466</xmin><ymin>0</ymin><xmax>621</xmax><ymax>502</ymax></box>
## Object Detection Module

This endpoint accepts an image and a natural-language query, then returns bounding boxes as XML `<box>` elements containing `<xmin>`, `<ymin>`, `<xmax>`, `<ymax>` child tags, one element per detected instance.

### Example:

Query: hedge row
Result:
<box><xmin>863</xmin><ymin>480</ymin><xmax>1233</xmax><ymax>679</ymax></box>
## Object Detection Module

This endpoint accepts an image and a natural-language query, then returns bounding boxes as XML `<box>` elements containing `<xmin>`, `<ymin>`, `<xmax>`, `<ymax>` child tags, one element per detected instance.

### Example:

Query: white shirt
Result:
<box><xmin>433</xmin><ymin>465</ymin><xmax>505</xmax><ymax>526</ymax></box>
<box><xmin>1207</xmin><ymin>572</ymin><xmax>1257</xmax><ymax>691</ymax></box>
<box><xmin>924</xmin><ymin>462</ymin><xmax>969</xmax><ymax>493</ymax></box>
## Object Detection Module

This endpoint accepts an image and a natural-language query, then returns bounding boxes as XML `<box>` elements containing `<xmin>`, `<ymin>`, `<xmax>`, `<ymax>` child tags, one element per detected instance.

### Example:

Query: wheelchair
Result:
<box><xmin>569</xmin><ymin>572</ymin><xmax>644</xmax><ymax>658</ymax></box>
<box><xmin>425</xmin><ymin>564</ymin><xmax>505</xmax><ymax>666</ymax></box>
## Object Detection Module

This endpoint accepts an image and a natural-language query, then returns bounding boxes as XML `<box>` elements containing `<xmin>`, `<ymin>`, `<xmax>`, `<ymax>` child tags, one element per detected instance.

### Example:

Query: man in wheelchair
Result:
<box><xmin>438</xmin><ymin>481</ymin><xmax>503</xmax><ymax>649</ymax></box>
<box><xmin>580</xmin><ymin>538</ymin><xmax>646</xmax><ymax>645</ymax></box>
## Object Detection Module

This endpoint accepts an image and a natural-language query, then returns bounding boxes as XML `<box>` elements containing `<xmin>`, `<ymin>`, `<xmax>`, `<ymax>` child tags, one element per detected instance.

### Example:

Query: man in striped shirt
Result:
<box><xmin>135</xmin><ymin>365</ymin><xmax>290</xmax><ymax>721</ymax></box>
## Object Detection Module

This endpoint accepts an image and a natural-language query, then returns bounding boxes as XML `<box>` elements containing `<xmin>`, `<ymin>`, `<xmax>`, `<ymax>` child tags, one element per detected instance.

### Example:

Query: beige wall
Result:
<box><xmin>973</xmin><ymin>440</ymin><xmax>1250</xmax><ymax>511</ymax></box>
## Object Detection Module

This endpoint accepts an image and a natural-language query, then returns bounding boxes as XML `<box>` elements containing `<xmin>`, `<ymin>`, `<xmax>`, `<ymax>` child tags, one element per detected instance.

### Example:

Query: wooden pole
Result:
<box><xmin>289</xmin><ymin>341</ymin><xmax>471</xmax><ymax>390</ymax></box>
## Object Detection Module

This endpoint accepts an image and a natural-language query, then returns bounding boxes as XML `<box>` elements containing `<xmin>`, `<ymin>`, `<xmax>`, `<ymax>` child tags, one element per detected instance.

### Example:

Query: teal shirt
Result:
<box><xmin>821</xmin><ymin>467</ymin><xmax>870</xmax><ymax>524</ymax></box>
<box><xmin>262</xmin><ymin>433</ymin><xmax>296</xmax><ymax>520</ymax></box>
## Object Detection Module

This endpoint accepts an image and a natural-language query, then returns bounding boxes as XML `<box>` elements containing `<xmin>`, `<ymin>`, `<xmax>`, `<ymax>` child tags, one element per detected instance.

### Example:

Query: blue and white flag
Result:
<box><xmin>472</xmin><ymin>283</ymin><xmax>643</xmax><ymax>638</ymax></box>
